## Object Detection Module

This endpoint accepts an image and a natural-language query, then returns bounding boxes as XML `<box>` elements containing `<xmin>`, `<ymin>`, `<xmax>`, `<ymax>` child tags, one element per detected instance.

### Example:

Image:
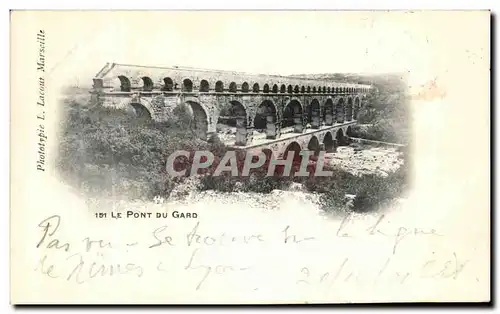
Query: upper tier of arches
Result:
<box><xmin>97</xmin><ymin>63</ymin><xmax>371</xmax><ymax>94</ymax></box>
<box><xmin>110</xmin><ymin>75</ymin><xmax>371</xmax><ymax>94</ymax></box>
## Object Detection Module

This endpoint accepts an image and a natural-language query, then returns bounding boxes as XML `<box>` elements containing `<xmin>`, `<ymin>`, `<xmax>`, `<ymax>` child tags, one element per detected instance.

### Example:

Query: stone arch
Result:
<box><xmin>184</xmin><ymin>100</ymin><xmax>209</xmax><ymax>140</ymax></box>
<box><xmin>253</xmin><ymin>83</ymin><xmax>260</xmax><ymax>93</ymax></box>
<box><xmin>241</xmin><ymin>82</ymin><xmax>249</xmax><ymax>92</ymax></box>
<box><xmin>283</xmin><ymin>141</ymin><xmax>302</xmax><ymax>163</ymax></box>
<box><xmin>162</xmin><ymin>77</ymin><xmax>174</xmax><ymax>91</ymax></box>
<box><xmin>346</xmin><ymin>97</ymin><xmax>353</xmax><ymax>121</ymax></box>
<box><xmin>306</xmin><ymin>99</ymin><xmax>321</xmax><ymax>129</ymax></box>
<box><xmin>141</xmin><ymin>76</ymin><xmax>154</xmax><ymax>91</ymax></box>
<box><xmin>200</xmin><ymin>79</ymin><xmax>210</xmax><ymax>92</ymax></box>
<box><xmin>272</xmin><ymin>84</ymin><xmax>279</xmax><ymax>93</ymax></box>
<box><xmin>215</xmin><ymin>81</ymin><xmax>224</xmax><ymax>92</ymax></box>
<box><xmin>312</xmin><ymin>86</ymin><xmax>317</xmax><ymax>93</ymax></box>
<box><xmin>262</xmin><ymin>148</ymin><xmax>274</xmax><ymax>162</ymax></box>
<box><xmin>263</xmin><ymin>84</ymin><xmax>270</xmax><ymax>93</ymax></box>
<box><xmin>301</xmin><ymin>86</ymin><xmax>306</xmax><ymax>93</ymax></box>
<box><xmin>287</xmin><ymin>85</ymin><xmax>293</xmax><ymax>93</ymax></box>
<box><xmin>335</xmin><ymin>98</ymin><xmax>345</xmax><ymax>123</ymax></box>
<box><xmin>307</xmin><ymin>136</ymin><xmax>320</xmax><ymax>156</ymax></box>
<box><xmin>353</xmin><ymin>97</ymin><xmax>361</xmax><ymax>120</ymax></box>
<box><xmin>280</xmin><ymin>84</ymin><xmax>286</xmax><ymax>93</ymax></box>
<box><xmin>336</xmin><ymin>128</ymin><xmax>346</xmax><ymax>146</ymax></box>
<box><xmin>283</xmin><ymin>99</ymin><xmax>303</xmax><ymax>133</ymax></box>
<box><xmin>118</xmin><ymin>75</ymin><xmax>131</xmax><ymax>92</ymax></box>
<box><xmin>294</xmin><ymin>85</ymin><xmax>300</xmax><ymax>93</ymax></box>
<box><xmin>125</xmin><ymin>98</ymin><xmax>157</xmax><ymax>121</ymax></box>
<box><xmin>254</xmin><ymin>100</ymin><xmax>279</xmax><ymax>139</ymax></box>
<box><xmin>322</xmin><ymin>86</ymin><xmax>326</xmax><ymax>93</ymax></box>
<box><xmin>346</xmin><ymin>126</ymin><xmax>353</xmax><ymax>137</ymax></box>
<box><xmin>307</xmin><ymin>86</ymin><xmax>311</xmax><ymax>93</ymax></box>
<box><xmin>323</xmin><ymin>131</ymin><xmax>334</xmax><ymax>153</ymax></box>
<box><xmin>229</xmin><ymin>82</ymin><xmax>237</xmax><ymax>92</ymax></box>
<box><xmin>182</xmin><ymin>79</ymin><xmax>193</xmax><ymax>92</ymax></box>
<box><xmin>324</xmin><ymin>98</ymin><xmax>334</xmax><ymax>126</ymax></box>
<box><xmin>129</xmin><ymin>102</ymin><xmax>152</xmax><ymax>120</ymax></box>
<box><xmin>327</xmin><ymin>87</ymin><xmax>331</xmax><ymax>93</ymax></box>
<box><xmin>227</xmin><ymin>101</ymin><xmax>250</xmax><ymax>146</ymax></box>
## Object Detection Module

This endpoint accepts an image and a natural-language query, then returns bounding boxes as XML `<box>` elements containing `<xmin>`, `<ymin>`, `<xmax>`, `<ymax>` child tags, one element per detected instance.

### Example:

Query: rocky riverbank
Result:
<box><xmin>326</xmin><ymin>144</ymin><xmax>404</xmax><ymax>177</ymax></box>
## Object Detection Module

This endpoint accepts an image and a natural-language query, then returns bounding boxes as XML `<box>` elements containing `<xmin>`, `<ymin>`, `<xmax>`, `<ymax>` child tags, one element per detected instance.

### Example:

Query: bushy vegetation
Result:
<box><xmin>295</xmin><ymin>72</ymin><xmax>410</xmax><ymax>144</ymax></box>
<box><xmin>353</xmin><ymin>83</ymin><xmax>410</xmax><ymax>144</ymax></box>
<box><xmin>348</xmin><ymin>123</ymin><xmax>401</xmax><ymax>143</ymax></box>
<box><xmin>195</xmin><ymin>153</ymin><xmax>409</xmax><ymax>213</ymax></box>
<box><xmin>57</xmin><ymin>76</ymin><xmax>410</xmax><ymax>213</ymax></box>
<box><xmin>57</xmin><ymin>97</ymin><xmax>210</xmax><ymax>199</ymax></box>
<box><xmin>305</xmin><ymin>158</ymin><xmax>408</xmax><ymax>213</ymax></box>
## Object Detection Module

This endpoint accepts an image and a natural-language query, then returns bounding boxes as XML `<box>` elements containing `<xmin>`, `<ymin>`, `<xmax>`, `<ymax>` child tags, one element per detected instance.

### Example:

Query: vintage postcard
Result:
<box><xmin>10</xmin><ymin>11</ymin><xmax>490</xmax><ymax>304</ymax></box>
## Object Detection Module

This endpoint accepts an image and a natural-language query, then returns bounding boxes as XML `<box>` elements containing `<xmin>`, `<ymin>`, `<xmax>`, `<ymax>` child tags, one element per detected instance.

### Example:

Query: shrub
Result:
<box><xmin>354</xmin><ymin>79</ymin><xmax>410</xmax><ymax>144</ymax></box>
<box><xmin>297</xmin><ymin>158</ymin><xmax>409</xmax><ymax>213</ymax></box>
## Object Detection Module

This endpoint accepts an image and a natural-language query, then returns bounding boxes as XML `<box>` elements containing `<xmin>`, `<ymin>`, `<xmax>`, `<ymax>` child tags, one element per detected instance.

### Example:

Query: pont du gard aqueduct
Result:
<box><xmin>90</xmin><ymin>63</ymin><xmax>373</xmax><ymax>159</ymax></box>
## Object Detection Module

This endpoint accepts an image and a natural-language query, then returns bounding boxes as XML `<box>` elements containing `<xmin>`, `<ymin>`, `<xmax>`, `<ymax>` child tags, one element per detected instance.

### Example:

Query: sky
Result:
<box><xmin>28</xmin><ymin>11</ymin><xmax>487</xmax><ymax>90</ymax></box>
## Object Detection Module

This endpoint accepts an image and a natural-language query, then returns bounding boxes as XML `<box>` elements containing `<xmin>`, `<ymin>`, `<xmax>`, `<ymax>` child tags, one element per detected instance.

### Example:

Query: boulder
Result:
<box><xmin>288</xmin><ymin>182</ymin><xmax>305</xmax><ymax>192</ymax></box>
